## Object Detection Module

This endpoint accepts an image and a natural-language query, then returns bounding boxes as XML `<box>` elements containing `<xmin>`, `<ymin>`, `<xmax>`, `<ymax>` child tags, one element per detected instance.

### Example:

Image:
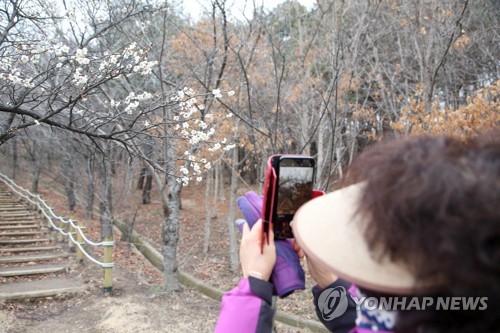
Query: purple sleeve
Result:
<box><xmin>215</xmin><ymin>277</ymin><xmax>275</xmax><ymax>333</ymax></box>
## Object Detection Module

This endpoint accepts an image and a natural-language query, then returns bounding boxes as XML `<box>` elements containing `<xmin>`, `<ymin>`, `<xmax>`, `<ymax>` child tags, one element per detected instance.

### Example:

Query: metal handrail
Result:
<box><xmin>0</xmin><ymin>172</ymin><xmax>113</xmax><ymax>268</ymax></box>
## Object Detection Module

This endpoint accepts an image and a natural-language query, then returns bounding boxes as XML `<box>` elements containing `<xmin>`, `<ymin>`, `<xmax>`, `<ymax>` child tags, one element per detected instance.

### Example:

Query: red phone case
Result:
<box><xmin>261</xmin><ymin>156</ymin><xmax>277</xmax><ymax>251</ymax></box>
<box><xmin>261</xmin><ymin>154</ymin><xmax>322</xmax><ymax>252</ymax></box>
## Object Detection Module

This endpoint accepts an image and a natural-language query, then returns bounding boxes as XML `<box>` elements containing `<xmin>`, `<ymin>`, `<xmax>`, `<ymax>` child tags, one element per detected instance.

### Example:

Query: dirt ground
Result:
<box><xmin>0</xmin><ymin>230</ymin><xmax>313</xmax><ymax>333</ymax></box>
<box><xmin>0</xmin><ymin>168</ymin><xmax>318</xmax><ymax>332</ymax></box>
<box><xmin>1</xmin><ymin>269</ymin><xmax>220</xmax><ymax>333</ymax></box>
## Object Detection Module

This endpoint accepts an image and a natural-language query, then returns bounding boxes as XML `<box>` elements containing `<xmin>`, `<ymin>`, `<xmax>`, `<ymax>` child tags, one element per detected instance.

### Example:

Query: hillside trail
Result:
<box><xmin>0</xmin><ymin>232</ymin><xmax>221</xmax><ymax>333</ymax></box>
<box><xmin>0</xmin><ymin>172</ymin><xmax>315</xmax><ymax>332</ymax></box>
<box><xmin>0</xmin><ymin>218</ymin><xmax>309</xmax><ymax>333</ymax></box>
<box><xmin>1</xmin><ymin>242</ymin><xmax>309</xmax><ymax>333</ymax></box>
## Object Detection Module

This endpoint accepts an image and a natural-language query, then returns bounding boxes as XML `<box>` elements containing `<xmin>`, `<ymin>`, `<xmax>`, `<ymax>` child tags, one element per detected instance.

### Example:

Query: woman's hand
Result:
<box><xmin>240</xmin><ymin>219</ymin><xmax>276</xmax><ymax>281</ymax></box>
<box><xmin>293</xmin><ymin>240</ymin><xmax>338</xmax><ymax>289</ymax></box>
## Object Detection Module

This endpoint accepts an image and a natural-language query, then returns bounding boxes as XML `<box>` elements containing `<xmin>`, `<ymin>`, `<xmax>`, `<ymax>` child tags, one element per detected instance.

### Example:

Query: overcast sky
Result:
<box><xmin>179</xmin><ymin>0</ymin><xmax>314</xmax><ymax>21</ymax></box>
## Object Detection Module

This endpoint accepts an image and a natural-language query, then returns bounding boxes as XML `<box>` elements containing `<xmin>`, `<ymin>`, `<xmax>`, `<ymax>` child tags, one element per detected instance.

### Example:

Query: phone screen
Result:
<box><xmin>273</xmin><ymin>156</ymin><xmax>315</xmax><ymax>238</ymax></box>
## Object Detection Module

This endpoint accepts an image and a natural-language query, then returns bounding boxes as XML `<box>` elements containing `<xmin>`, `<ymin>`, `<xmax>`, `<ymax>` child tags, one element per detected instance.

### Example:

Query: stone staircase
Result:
<box><xmin>0</xmin><ymin>184</ymin><xmax>84</xmax><ymax>300</ymax></box>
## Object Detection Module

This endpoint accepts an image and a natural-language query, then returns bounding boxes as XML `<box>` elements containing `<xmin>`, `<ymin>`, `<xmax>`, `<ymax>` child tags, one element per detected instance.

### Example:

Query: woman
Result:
<box><xmin>215</xmin><ymin>131</ymin><xmax>500</xmax><ymax>333</ymax></box>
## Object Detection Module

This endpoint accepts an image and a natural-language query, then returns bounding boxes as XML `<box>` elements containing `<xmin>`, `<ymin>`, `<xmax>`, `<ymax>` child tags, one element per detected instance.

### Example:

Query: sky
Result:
<box><xmin>179</xmin><ymin>0</ymin><xmax>315</xmax><ymax>22</ymax></box>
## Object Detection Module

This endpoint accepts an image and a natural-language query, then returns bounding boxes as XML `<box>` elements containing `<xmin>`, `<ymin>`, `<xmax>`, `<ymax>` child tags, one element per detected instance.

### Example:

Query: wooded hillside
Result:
<box><xmin>1</xmin><ymin>0</ymin><xmax>498</xmax><ymax>289</ymax></box>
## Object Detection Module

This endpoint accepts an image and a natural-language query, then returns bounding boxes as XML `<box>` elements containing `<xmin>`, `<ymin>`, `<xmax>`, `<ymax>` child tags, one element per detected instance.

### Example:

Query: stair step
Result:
<box><xmin>0</xmin><ymin>225</ymin><xmax>38</xmax><ymax>230</ymax></box>
<box><xmin>0</xmin><ymin>252</ymin><xmax>68</xmax><ymax>264</ymax></box>
<box><xmin>0</xmin><ymin>231</ymin><xmax>44</xmax><ymax>237</ymax></box>
<box><xmin>0</xmin><ymin>213</ymin><xmax>36</xmax><ymax>217</ymax></box>
<box><xmin>0</xmin><ymin>245</ymin><xmax>60</xmax><ymax>253</ymax></box>
<box><xmin>0</xmin><ymin>278</ymin><xmax>84</xmax><ymax>300</ymax></box>
<box><xmin>0</xmin><ymin>215</ymin><xmax>36</xmax><ymax>220</ymax></box>
<box><xmin>0</xmin><ymin>220</ymin><xmax>39</xmax><ymax>225</ymax></box>
<box><xmin>0</xmin><ymin>207</ymin><xmax>28</xmax><ymax>211</ymax></box>
<box><xmin>0</xmin><ymin>211</ymin><xmax>35</xmax><ymax>214</ymax></box>
<box><xmin>0</xmin><ymin>238</ymin><xmax>50</xmax><ymax>245</ymax></box>
<box><xmin>0</xmin><ymin>211</ymin><xmax>35</xmax><ymax>215</ymax></box>
<box><xmin>0</xmin><ymin>263</ymin><xmax>68</xmax><ymax>277</ymax></box>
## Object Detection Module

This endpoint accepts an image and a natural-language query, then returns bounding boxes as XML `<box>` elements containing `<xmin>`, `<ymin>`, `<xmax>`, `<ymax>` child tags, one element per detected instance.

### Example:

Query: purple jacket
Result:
<box><xmin>214</xmin><ymin>277</ymin><xmax>274</xmax><ymax>332</ymax></box>
<box><xmin>215</xmin><ymin>278</ymin><xmax>361</xmax><ymax>333</ymax></box>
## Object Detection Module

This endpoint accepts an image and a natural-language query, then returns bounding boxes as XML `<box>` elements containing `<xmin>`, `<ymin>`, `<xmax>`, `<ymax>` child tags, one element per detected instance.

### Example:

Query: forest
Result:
<box><xmin>0</xmin><ymin>0</ymin><xmax>498</xmax><ymax>292</ymax></box>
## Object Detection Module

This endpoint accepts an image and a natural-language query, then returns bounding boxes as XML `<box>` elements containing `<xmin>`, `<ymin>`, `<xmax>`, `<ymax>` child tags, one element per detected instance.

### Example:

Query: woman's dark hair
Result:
<box><xmin>346</xmin><ymin>131</ymin><xmax>500</xmax><ymax>333</ymax></box>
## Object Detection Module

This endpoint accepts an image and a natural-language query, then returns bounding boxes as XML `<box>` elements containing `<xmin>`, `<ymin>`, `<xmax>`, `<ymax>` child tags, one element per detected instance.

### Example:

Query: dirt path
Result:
<box><xmin>0</xmin><ymin>232</ymin><xmax>312</xmax><ymax>333</ymax></box>
<box><xmin>0</xmin><ymin>240</ymin><xmax>221</xmax><ymax>333</ymax></box>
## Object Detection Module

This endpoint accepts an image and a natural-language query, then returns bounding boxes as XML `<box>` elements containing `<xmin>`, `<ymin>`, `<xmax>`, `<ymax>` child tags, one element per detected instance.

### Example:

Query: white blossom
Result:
<box><xmin>223</xmin><ymin>143</ymin><xmax>237</xmax><ymax>151</ymax></box>
<box><xmin>109</xmin><ymin>54</ymin><xmax>119</xmax><ymax>64</ymax></box>
<box><xmin>110</xmin><ymin>100</ymin><xmax>121</xmax><ymax>107</ymax></box>
<box><xmin>20</xmin><ymin>55</ymin><xmax>29</xmax><ymax>64</ymax></box>
<box><xmin>54</xmin><ymin>43</ymin><xmax>70</xmax><ymax>56</ymax></box>
<box><xmin>23</xmin><ymin>80</ymin><xmax>34</xmax><ymax>88</ymax></box>
<box><xmin>75</xmin><ymin>48</ymin><xmax>90</xmax><ymax>65</ymax></box>
<box><xmin>212</xmin><ymin>89</ymin><xmax>222</xmax><ymax>98</ymax></box>
<box><xmin>208</xmin><ymin>143</ymin><xmax>222</xmax><ymax>152</ymax></box>
<box><xmin>73</xmin><ymin>68</ymin><xmax>88</xmax><ymax>86</ymax></box>
<box><xmin>198</xmin><ymin>121</ymin><xmax>208</xmax><ymax>129</ymax></box>
<box><xmin>125</xmin><ymin>101</ymin><xmax>139</xmax><ymax>114</ymax></box>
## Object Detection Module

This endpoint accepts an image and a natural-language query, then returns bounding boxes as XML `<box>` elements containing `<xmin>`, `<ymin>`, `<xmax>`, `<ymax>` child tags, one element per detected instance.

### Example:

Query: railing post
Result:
<box><xmin>103</xmin><ymin>237</ymin><xmax>113</xmax><ymax>293</ymax></box>
<box><xmin>68</xmin><ymin>223</ymin><xmax>75</xmax><ymax>252</ymax></box>
<box><xmin>58</xmin><ymin>220</ymin><xmax>66</xmax><ymax>242</ymax></box>
<box><xmin>76</xmin><ymin>221</ymin><xmax>84</xmax><ymax>264</ymax></box>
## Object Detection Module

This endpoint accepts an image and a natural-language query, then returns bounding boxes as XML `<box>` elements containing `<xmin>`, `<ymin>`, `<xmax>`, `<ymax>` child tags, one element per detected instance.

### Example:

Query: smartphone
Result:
<box><xmin>262</xmin><ymin>155</ymin><xmax>316</xmax><ymax>240</ymax></box>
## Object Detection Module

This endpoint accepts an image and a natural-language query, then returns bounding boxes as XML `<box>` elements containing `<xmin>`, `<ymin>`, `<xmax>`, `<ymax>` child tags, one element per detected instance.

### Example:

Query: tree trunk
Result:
<box><xmin>249</xmin><ymin>154</ymin><xmax>258</xmax><ymax>185</ymax></box>
<box><xmin>122</xmin><ymin>160</ymin><xmax>135</xmax><ymax>204</ymax></box>
<box><xmin>335</xmin><ymin>147</ymin><xmax>344</xmax><ymax>180</ymax></box>
<box><xmin>213</xmin><ymin>163</ymin><xmax>219</xmax><ymax>213</ymax></box>
<box><xmin>141</xmin><ymin>138</ymin><xmax>154</xmax><ymax>204</ymax></box>
<box><xmin>12</xmin><ymin>137</ymin><xmax>17</xmax><ymax>180</ymax></box>
<box><xmin>86</xmin><ymin>155</ymin><xmax>95</xmax><ymax>219</ymax></box>
<box><xmin>63</xmin><ymin>155</ymin><xmax>76</xmax><ymax>211</ymax></box>
<box><xmin>226</xmin><ymin>146</ymin><xmax>239</xmax><ymax>272</ymax></box>
<box><xmin>142</xmin><ymin>172</ymin><xmax>152</xmax><ymax>204</ymax></box>
<box><xmin>218</xmin><ymin>164</ymin><xmax>226</xmax><ymax>201</ymax></box>
<box><xmin>137</xmin><ymin>167</ymin><xmax>146</xmax><ymax>190</ymax></box>
<box><xmin>162</xmin><ymin>179</ymin><xmax>182</xmax><ymax>291</ymax></box>
<box><xmin>316</xmin><ymin>123</ymin><xmax>324</xmax><ymax>187</ymax></box>
<box><xmin>31</xmin><ymin>156</ymin><xmax>42</xmax><ymax>193</ymax></box>
<box><xmin>203</xmin><ymin>169</ymin><xmax>213</xmax><ymax>253</ymax></box>
<box><xmin>100</xmin><ymin>152</ymin><xmax>114</xmax><ymax>241</ymax></box>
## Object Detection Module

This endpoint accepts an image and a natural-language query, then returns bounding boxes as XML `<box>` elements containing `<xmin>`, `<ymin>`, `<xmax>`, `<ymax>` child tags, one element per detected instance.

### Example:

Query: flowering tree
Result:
<box><xmin>0</xmin><ymin>0</ymin><xmax>161</xmax><ymax>144</ymax></box>
<box><xmin>0</xmin><ymin>0</ymin><xmax>239</xmax><ymax>290</ymax></box>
